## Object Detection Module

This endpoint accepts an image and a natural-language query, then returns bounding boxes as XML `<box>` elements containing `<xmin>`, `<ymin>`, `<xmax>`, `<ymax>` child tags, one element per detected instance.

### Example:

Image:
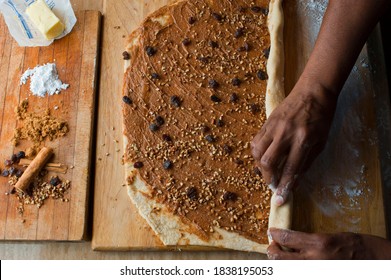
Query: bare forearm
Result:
<box><xmin>300</xmin><ymin>0</ymin><xmax>390</xmax><ymax>95</ymax></box>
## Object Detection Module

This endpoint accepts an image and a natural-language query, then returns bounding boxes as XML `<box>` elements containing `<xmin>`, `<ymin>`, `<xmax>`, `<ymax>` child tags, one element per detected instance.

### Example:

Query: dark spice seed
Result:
<box><xmin>209</xmin><ymin>40</ymin><xmax>219</xmax><ymax>48</ymax></box>
<box><xmin>170</xmin><ymin>95</ymin><xmax>182</xmax><ymax>107</ymax></box>
<box><xmin>122</xmin><ymin>96</ymin><xmax>133</xmax><ymax>105</ymax></box>
<box><xmin>1</xmin><ymin>169</ymin><xmax>9</xmax><ymax>177</ymax></box>
<box><xmin>4</xmin><ymin>159</ymin><xmax>12</xmax><ymax>167</ymax></box>
<box><xmin>254</xmin><ymin>166</ymin><xmax>262</xmax><ymax>176</ymax></box>
<box><xmin>210</xmin><ymin>94</ymin><xmax>221</xmax><ymax>103</ymax></box>
<box><xmin>211</xmin><ymin>12</ymin><xmax>223</xmax><ymax>22</ymax></box>
<box><xmin>235</xmin><ymin>158</ymin><xmax>244</xmax><ymax>165</ymax></box>
<box><xmin>149</xmin><ymin>123</ymin><xmax>159</xmax><ymax>132</ymax></box>
<box><xmin>151</xmin><ymin>73</ymin><xmax>160</xmax><ymax>79</ymax></box>
<box><xmin>162</xmin><ymin>134</ymin><xmax>172</xmax><ymax>142</ymax></box>
<box><xmin>122</xmin><ymin>51</ymin><xmax>130</xmax><ymax>60</ymax></box>
<box><xmin>257</xmin><ymin>70</ymin><xmax>268</xmax><ymax>80</ymax></box>
<box><xmin>155</xmin><ymin>116</ymin><xmax>165</xmax><ymax>126</ymax></box>
<box><xmin>208</xmin><ymin>79</ymin><xmax>219</xmax><ymax>89</ymax></box>
<box><xmin>215</xmin><ymin>119</ymin><xmax>224</xmax><ymax>127</ymax></box>
<box><xmin>250</xmin><ymin>103</ymin><xmax>261</xmax><ymax>114</ymax></box>
<box><xmin>163</xmin><ymin>159</ymin><xmax>173</xmax><ymax>170</ymax></box>
<box><xmin>234</xmin><ymin>28</ymin><xmax>244</xmax><ymax>38</ymax></box>
<box><xmin>186</xmin><ymin>187</ymin><xmax>198</xmax><ymax>200</ymax></box>
<box><xmin>223</xmin><ymin>144</ymin><xmax>233</xmax><ymax>154</ymax></box>
<box><xmin>188</xmin><ymin>16</ymin><xmax>196</xmax><ymax>24</ymax></box>
<box><xmin>232</xmin><ymin>77</ymin><xmax>241</xmax><ymax>86</ymax></box>
<box><xmin>230</xmin><ymin>93</ymin><xmax>239</xmax><ymax>103</ymax></box>
<box><xmin>182</xmin><ymin>38</ymin><xmax>191</xmax><ymax>46</ymax></box>
<box><xmin>263</xmin><ymin>47</ymin><xmax>270</xmax><ymax>58</ymax></box>
<box><xmin>244</xmin><ymin>42</ymin><xmax>251</xmax><ymax>51</ymax></box>
<box><xmin>239</xmin><ymin>7</ymin><xmax>246</xmax><ymax>13</ymax></box>
<box><xmin>223</xmin><ymin>191</ymin><xmax>238</xmax><ymax>201</ymax></box>
<box><xmin>251</xmin><ymin>6</ymin><xmax>262</xmax><ymax>13</ymax></box>
<box><xmin>134</xmin><ymin>161</ymin><xmax>144</xmax><ymax>169</ymax></box>
<box><xmin>16</xmin><ymin>151</ymin><xmax>25</xmax><ymax>159</ymax></box>
<box><xmin>145</xmin><ymin>46</ymin><xmax>157</xmax><ymax>56</ymax></box>
<box><xmin>15</xmin><ymin>169</ymin><xmax>23</xmax><ymax>178</ymax></box>
<box><xmin>50</xmin><ymin>176</ymin><xmax>61</xmax><ymax>186</ymax></box>
<box><xmin>205</xmin><ymin>134</ymin><xmax>216</xmax><ymax>143</ymax></box>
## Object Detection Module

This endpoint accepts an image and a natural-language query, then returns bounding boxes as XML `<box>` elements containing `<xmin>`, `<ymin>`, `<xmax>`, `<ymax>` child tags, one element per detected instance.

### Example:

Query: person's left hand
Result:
<box><xmin>267</xmin><ymin>228</ymin><xmax>379</xmax><ymax>260</ymax></box>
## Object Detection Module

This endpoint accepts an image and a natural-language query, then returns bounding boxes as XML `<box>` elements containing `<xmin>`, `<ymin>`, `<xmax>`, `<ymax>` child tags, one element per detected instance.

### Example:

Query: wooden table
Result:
<box><xmin>1</xmin><ymin>0</ymin><xmax>391</xmax><ymax>259</ymax></box>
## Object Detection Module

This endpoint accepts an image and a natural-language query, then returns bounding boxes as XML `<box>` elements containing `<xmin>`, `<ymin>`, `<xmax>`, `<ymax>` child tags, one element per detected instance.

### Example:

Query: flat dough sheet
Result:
<box><xmin>122</xmin><ymin>0</ymin><xmax>291</xmax><ymax>254</ymax></box>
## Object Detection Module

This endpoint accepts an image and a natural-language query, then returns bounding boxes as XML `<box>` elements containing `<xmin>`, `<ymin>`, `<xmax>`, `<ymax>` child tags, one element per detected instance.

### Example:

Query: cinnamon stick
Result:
<box><xmin>18</xmin><ymin>158</ymin><xmax>68</xmax><ymax>174</ymax></box>
<box><xmin>14</xmin><ymin>147</ymin><xmax>53</xmax><ymax>194</ymax></box>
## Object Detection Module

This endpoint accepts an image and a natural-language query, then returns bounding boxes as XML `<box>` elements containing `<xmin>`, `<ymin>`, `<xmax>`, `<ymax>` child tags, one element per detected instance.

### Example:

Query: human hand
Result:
<box><xmin>251</xmin><ymin>82</ymin><xmax>337</xmax><ymax>205</ymax></box>
<box><xmin>267</xmin><ymin>228</ymin><xmax>391</xmax><ymax>260</ymax></box>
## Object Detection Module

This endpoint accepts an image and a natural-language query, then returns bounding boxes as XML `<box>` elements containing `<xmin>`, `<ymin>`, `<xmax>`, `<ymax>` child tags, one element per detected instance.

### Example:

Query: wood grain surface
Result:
<box><xmin>92</xmin><ymin>0</ymin><xmax>387</xmax><ymax>252</ymax></box>
<box><xmin>0</xmin><ymin>11</ymin><xmax>101</xmax><ymax>241</ymax></box>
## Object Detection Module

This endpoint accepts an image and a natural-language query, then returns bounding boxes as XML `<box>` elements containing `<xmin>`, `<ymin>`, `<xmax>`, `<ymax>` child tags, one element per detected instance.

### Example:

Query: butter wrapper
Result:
<box><xmin>0</xmin><ymin>0</ymin><xmax>76</xmax><ymax>47</ymax></box>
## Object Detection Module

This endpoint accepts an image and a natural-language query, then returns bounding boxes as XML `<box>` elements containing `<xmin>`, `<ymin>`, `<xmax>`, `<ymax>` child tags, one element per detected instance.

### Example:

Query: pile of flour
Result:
<box><xmin>20</xmin><ymin>63</ymin><xmax>69</xmax><ymax>97</ymax></box>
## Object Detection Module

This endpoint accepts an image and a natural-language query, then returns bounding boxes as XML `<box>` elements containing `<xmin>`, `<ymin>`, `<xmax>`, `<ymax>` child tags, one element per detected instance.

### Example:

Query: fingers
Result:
<box><xmin>274</xmin><ymin>138</ymin><xmax>311</xmax><ymax>205</ymax></box>
<box><xmin>268</xmin><ymin>228</ymin><xmax>317</xmax><ymax>250</ymax></box>
<box><xmin>267</xmin><ymin>241</ymin><xmax>302</xmax><ymax>260</ymax></box>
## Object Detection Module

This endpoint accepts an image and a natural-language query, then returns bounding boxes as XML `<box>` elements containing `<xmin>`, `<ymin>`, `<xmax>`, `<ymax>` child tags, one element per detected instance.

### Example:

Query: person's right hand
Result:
<box><xmin>251</xmin><ymin>81</ymin><xmax>337</xmax><ymax>205</ymax></box>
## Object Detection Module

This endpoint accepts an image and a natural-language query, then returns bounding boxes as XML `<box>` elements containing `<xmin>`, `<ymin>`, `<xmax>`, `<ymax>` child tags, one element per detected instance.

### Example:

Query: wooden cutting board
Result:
<box><xmin>92</xmin><ymin>0</ymin><xmax>387</xmax><ymax>250</ymax></box>
<box><xmin>0</xmin><ymin>11</ymin><xmax>101</xmax><ymax>241</ymax></box>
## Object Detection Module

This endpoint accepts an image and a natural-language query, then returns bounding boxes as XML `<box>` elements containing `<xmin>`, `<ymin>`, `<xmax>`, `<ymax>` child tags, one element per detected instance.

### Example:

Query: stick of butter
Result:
<box><xmin>26</xmin><ymin>0</ymin><xmax>65</xmax><ymax>40</ymax></box>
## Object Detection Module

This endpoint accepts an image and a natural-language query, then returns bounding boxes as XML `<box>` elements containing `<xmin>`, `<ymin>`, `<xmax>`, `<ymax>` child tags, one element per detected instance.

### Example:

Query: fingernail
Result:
<box><xmin>275</xmin><ymin>195</ymin><xmax>284</xmax><ymax>206</ymax></box>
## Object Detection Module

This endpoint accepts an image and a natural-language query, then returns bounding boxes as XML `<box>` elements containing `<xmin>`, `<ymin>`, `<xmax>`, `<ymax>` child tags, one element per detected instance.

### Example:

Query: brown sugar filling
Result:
<box><xmin>123</xmin><ymin>0</ymin><xmax>272</xmax><ymax>244</ymax></box>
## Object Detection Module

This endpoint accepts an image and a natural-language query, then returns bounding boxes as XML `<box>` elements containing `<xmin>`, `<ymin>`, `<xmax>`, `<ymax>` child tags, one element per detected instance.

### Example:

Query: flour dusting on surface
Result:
<box><xmin>20</xmin><ymin>63</ymin><xmax>69</xmax><ymax>97</ymax></box>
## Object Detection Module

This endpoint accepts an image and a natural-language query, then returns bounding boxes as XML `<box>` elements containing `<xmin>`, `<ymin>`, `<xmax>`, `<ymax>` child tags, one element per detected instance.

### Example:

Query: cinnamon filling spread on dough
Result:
<box><xmin>123</xmin><ymin>0</ymin><xmax>271</xmax><ymax>244</ymax></box>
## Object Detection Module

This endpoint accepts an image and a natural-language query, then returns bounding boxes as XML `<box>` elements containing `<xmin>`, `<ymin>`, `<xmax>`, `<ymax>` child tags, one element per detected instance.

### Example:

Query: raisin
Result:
<box><xmin>215</xmin><ymin>119</ymin><xmax>224</xmax><ymax>127</ymax></box>
<box><xmin>50</xmin><ymin>176</ymin><xmax>61</xmax><ymax>186</ymax></box>
<box><xmin>257</xmin><ymin>70</ymin><xmax>268</xmax><ymax>80</ymax></box>
<box><xmin>8</xmin><ymin>167</ymin><xmax>16</xmax><ymax>176</ymax></box>
<box><xmin>170</xmin><ymin>95</ymin><xmax>182</xmax><ymax>107</ymax></box>
<box><xmin>162</xmin><ymin>134</ymin><xmax>172</xmax><ymax>142</ymax></box>
<box><xmin>134</xmin><ymin>161</ymin><xmax>144</xmax><ymax>169</ymax></box>
<box><xmin>201</xmin><ymin>125</ymin><xmax>210</xmax><ymax>133</ymax></box>
<box><xmin>155</xmin><ymin>116</ymin><xmax>165</xmax><ymax>126</ymax></box>
<box><xmin>197</xmin><ymin>56</ymin><xmax>209</xmax><ymax>64</ymax></box>
<box><xmin>188</xmin><ymin>16</ymin><xmax>196</xmax><ymax>24</ymax></box>
<box><xmin>16</xmin><ymin>151</ymin><xmax>25</xmax><ymax>159</ymax></box>
<box><xmin>254</xmin><ymin>166</ymin><xmax>262</xmax><ymax>176</ymax></box>
<box><xmin>4</xmin><ymin>159</ymin><xmax>12</xmax><ymax>167</ymax></box>
<box><xmin>186</xmin><ymin>187</ymin><xmax>198</xmax><ymax>200</ymax></box>
<box><xmin>234</xmin><ymin>28</ymin><xmax>244</xmax><ymax>38</ymax></box>
<box><xmin>163</xmin><ymin>159</ymin><xmax>173</xmax><ymax>170</ymax></box>
<box><xmin>151</xmin><ymin>73</ymin><xmax>160</xmax><ymax>79</ymax></box>
<box><xmin>239</xmin><ymin>7</ymin><xmax>246</xmax><ymax>13</ymax></box>
<box><xmin>149</xmin><ymin>123</ymin><xmax>159</xmax><ymax>132</ymax></box>
<box><xmin>209</xmin><ymin>79</ymin><xmax>219</xmax><ymax>89</ymax></box>
<box><xmin>263</xmin><ymin>47</ymin><xmax>270</xmax><ymax>58</ymax></box>
<box><xmin>15</xmin><ymin>169</ymin><xmax>23</xmax><ymax>178</ymax></box>
<box><xmin>209</xmin><ymin>40</ymin><xmax>219</xmax><ymax>48</ymax></box>
<box><xmin>232</xmin><ymin>77</ymin><xmax>241</xmax><ymax>86</ymax></box>
<box><xmin>230</xmin><ymin>93</ymin><xmax>239</xmax><ymax>103</ymax></box>
<box><xmin>205</xmin><ymin>134</ymin><xmax>216</xmax><ymax>143</ymax></box>
<box><xmin>223</xmin><ymin>144</ymin><xmax>233</xmax><ymax>154</ymax></box>
<box><xmin>122</xmin><ymin>51</ymin><xmax>130</xmax><ymax>60</ymax></box>
<box><xmin>223</xmin><ymin>191</ymin><xmax>238</xmax><ymax>201</ymax></box>
<box><xmin>145</xmin><ymin>46</ymin><xmax>157</xmax><ymax>56</ymax></box>
<box><xmin>235</xmin><ymin>158</ymin><xmax>244</xmax><ymax>165</ymax></box>
<box><xmin>182</xmin><ymin>38</ymin><xmax>191</xmax><ymax>46</ymax></box>
<box><xmin>238</xmin><ymin>42</ymin><xmax>251</xmax><ymax>52</ymax></box>
<box><xmin>251</xmin><ymin>6</ymin><xmax>262</xmax><ymax>13</ymax></box>
<box><xmin>211</xmin><ymin>12</ymin><xmax>223</xmax><ymax>22</ymax></box>
<box><xmin>210</xmin><ymin>95</ymin><xmax>221</xmax><ymax>103</ymax></box>
<box><xmin>250</xmin><ymin>103</ymin><xmax>261</xmax><ymax>114</ymax></box>
<box><xmin>11</xmin><ymin>154</ymin><xmax>18</xmax><ymax>164</ymax></box>
<box><xmin>1</xmin><ymin>170</ymin><xmax>9</xmax><ymax>177</ymax></box>
<box><xmin>262</xmin><ymin>8</ymin><xmax>269</xmax><ymax>15</ymax></box>
<box><xmin>122</xmin><ymin>96</ymin><xmax>133</xmax><ymax>105</ymax></box>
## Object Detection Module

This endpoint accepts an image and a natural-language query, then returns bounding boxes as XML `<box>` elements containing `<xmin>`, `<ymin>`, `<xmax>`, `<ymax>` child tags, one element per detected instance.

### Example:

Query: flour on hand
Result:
<box><xmin>20</xmin><ymin>63</ymin><xmax>69</xmax><ymax>97</ymax></box>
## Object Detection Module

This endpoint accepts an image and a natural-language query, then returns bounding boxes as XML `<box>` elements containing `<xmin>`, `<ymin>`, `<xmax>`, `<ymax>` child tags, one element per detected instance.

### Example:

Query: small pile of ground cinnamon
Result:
<box><xmin>13</xmin><ymin>100</ymin><xmax>68</xmax><ymax>156</ymax></box>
